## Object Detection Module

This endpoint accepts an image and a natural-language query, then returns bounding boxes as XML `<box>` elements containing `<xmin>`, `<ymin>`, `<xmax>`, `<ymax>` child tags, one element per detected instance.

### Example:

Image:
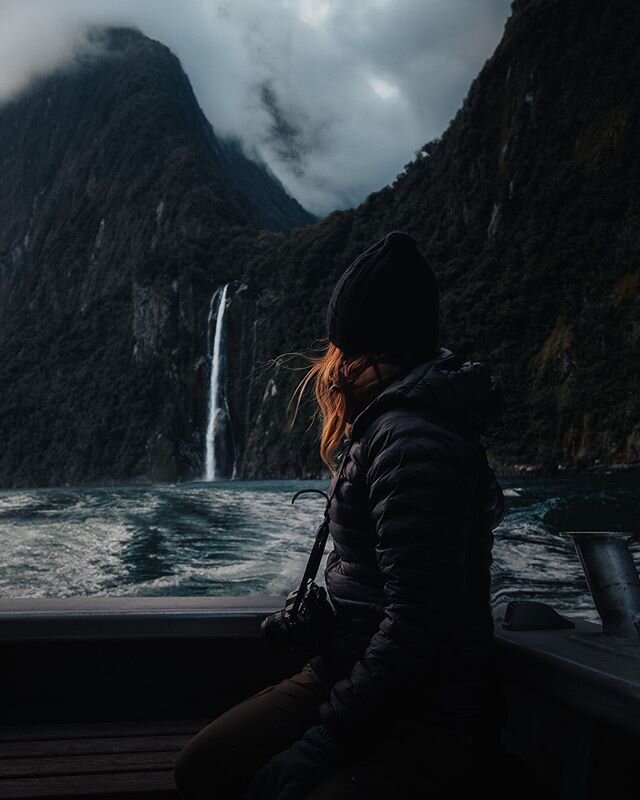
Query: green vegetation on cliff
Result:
<box><xmin>0</xmin><ymin>28</ymin><xmax>313</xmax><ymax>487</ymax></box>
<box><xmin>1</xmin><ymin>0</ymin><xmax>638</xmax><ymax>487</ymax></box>
<box><xmin>234</xmin><ymin>0</ymin><xmax>640</xmax><ymax>477</ymax></box>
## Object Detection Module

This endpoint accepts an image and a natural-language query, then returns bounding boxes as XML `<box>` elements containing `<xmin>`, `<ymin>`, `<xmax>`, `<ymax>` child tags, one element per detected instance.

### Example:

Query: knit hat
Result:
<box><xmin>326</xmin><ymin>231</ymin><xmax>439</xmax><ymax>362</ymax></box>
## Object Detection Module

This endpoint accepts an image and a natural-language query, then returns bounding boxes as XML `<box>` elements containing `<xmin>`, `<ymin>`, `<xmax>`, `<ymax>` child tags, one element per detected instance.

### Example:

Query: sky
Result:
<box><xmin>0</xmin><ymin>0</ymin><xmax>512</xmax><ymax>216</ymax></box>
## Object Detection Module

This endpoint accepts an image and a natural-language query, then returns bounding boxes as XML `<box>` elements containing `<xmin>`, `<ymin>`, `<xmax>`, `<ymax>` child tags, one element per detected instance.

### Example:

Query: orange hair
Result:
<box><xmin>285</xmin><ymin>340</ymin><xmax>400</xmax><ymax>477</ymax></box>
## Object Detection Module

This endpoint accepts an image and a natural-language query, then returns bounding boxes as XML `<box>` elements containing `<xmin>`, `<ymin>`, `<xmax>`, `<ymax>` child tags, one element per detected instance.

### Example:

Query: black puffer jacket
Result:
<box><xmin>309</xmin><ymin>346</ymin><xmax>506</xmax><ymax>744</ymax></box>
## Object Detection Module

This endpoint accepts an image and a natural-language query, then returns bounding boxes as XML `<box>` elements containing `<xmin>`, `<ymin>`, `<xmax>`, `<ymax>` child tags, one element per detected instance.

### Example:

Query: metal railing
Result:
<box><xmin>562</xmin><ymin>531</ymin><xmax>640</xmax><ymax>641</ymax></box>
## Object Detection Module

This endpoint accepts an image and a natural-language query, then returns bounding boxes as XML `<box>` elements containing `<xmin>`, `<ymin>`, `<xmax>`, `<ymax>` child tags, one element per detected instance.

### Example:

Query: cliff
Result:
<box><xmin>0</xmin><ymin>27</ymin><xmax>313</xmax><ymax>486</ymax></box>
<box><xmin>233</xmin><ymin>0</ymin><xmax>640</xmax><ymax>477</ymax></box>
<box><xmin>1</xmin><ymin>0</ymin><xmax>639</xmax><ymax>487</ymax></box>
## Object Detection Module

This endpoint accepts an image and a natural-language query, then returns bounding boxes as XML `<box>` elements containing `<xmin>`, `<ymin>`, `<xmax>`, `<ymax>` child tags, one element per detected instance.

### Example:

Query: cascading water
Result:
<box><xmin>204</xmin><ymin>283</ymin><xmax>233</xmax><ymax>481</ymax></box>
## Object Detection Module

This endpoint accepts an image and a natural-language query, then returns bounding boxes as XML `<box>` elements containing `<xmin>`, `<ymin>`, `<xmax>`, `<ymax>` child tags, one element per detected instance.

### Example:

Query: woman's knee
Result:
<box><xmin>173</xmin><ymin>744</ymin><xmax>198</xmax><ymax>799</ymax></box>
<box><xmin>173</xmin><ymin>668</ymin><xmax>327</xmax><ymax>798</ymax></box>
<box><xmin>173</xmin><ymin>720</ymin><xmax>236</xmax><ymax>799</ymax></box>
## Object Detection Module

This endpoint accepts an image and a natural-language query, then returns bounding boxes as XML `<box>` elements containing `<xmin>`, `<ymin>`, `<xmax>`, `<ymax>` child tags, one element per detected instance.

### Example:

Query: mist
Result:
<box><xmin>0</xmin><ymin>0</ymin><xmax>512</xmax><ymax>215</ymax></box>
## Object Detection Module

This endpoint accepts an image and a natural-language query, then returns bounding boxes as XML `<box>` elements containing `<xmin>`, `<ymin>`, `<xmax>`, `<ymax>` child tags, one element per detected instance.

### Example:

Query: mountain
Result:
<box><xmin>0</xmin><ymin>27</ymin><xmax>313</xmax><ymax>487</ymax></box>
<box><xmin>1</xmin><ymin>0</ymin><xmax>639</xmax><ymax>488</ymax></box>
<box><xmin>231</xmin><ymin>0</ymin><xmax>640</xmax><ymax>478</ymax></box>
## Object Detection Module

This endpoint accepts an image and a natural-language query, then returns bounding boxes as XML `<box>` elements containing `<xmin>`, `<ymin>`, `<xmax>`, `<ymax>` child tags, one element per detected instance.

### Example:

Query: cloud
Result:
<box><xmin>0</xmin><ymin>0</ymin><xmax>512</xmax><ymax>215</ymax></box>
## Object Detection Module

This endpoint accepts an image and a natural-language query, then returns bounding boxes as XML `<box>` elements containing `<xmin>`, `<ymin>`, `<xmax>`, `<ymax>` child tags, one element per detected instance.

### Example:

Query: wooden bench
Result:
<box><xmin>0</xmin><ymin>720</ymin><xmax>207</xmax><ymax>799</ymax></box>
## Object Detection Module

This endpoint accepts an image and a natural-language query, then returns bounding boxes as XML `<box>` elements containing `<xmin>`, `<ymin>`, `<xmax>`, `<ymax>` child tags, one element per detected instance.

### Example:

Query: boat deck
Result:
<box><xmin>0</xmin><ymin>719</ymin><xmax>205</xmax><ymax>799</ymax></box>
<box><xmin>1</xmin><ymin>597</ymin><xmax>639</xmax><ymax>798</ymax></box>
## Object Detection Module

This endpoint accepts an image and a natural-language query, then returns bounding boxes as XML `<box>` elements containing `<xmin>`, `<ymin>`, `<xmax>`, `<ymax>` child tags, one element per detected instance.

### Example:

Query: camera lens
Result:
<box><xmin>260</xmin><ymin>611</ymin><xmax>291</xmax><ymax>648</ymax></box>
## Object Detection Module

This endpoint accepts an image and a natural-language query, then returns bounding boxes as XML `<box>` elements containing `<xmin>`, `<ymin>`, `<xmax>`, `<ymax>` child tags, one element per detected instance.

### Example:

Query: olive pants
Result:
<box><xmin>173</xmin><ymin>661</ymin><xmax>497</xmax><ymax>799</ymax></box>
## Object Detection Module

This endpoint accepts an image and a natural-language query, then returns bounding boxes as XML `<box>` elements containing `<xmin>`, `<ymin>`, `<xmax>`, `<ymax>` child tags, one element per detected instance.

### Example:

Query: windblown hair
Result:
<box><xmin>287</xmin><ymin>341</ymin><xmax>402</xmax><ymax>477</ymax></box>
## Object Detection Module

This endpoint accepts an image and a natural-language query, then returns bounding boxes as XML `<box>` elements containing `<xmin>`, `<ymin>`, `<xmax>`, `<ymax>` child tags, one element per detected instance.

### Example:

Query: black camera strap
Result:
<box><xmin>289</xmin><ymin>440</ymin><xmax>350</xmax><ymax>618</ymax></box>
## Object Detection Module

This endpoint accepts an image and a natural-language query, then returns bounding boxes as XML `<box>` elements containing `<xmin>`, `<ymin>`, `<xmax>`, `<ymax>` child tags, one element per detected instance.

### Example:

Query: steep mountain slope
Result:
<box><xmin>230</xmin><ymin>0</ymin><xmax>640</xmax><ymax>477</ymax></box>
<box><xmin>1</xmin><ymin>0</ymin><xmax>639</xmax><ymax>488</ymax></box>
<box><xmin>0</xmin><ymin>27</ymin><xmax>313</xmax><ymax>486</ymax></box>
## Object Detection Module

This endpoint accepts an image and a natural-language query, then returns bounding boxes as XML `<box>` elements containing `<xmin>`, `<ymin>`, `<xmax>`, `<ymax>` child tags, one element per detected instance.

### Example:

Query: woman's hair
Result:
<box><xmin>286</xmin><ymin>340</ymin><xmax>405</xmax><ymax>477</ymax></box>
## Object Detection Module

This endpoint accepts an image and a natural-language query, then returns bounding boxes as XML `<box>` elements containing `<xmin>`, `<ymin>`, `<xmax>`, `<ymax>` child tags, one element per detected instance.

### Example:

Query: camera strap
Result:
<box><xmin>290</xmin><ymin>439</ymin><xmax>350</xmax><ymax>617</ymax></box>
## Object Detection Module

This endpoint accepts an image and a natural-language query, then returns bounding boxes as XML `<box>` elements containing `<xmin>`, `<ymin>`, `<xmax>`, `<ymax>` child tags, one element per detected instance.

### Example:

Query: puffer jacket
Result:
<box><xmin>309</xmin><ymin>346</ymin><xmax>506</xmax><ymax>744</ymax></box>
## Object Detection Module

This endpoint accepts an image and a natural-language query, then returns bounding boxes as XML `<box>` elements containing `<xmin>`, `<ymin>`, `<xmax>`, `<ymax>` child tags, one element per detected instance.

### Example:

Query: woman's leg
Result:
<box><xmin>173</xmin><ymin>662</ymin><xmax>329</xmax><ymax>800</ymax></box>
<box><xmin>301</xmin><ymin>747</ymin><xmax>435</xmax><ymax>800</ymax></box>
<box><xmin>301</xmin><ymin>759</ymin><xmax>399</xmax><ymax>800</ymax></box>
<box><xmin>302</xmin><ymin>720</ymin><xmax>499</xmax><ymax>799</ymax></box>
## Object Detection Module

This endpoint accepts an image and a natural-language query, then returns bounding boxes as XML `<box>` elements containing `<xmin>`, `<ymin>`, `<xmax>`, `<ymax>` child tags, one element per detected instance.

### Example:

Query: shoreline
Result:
<box><xmin>1</xmin><ymin>460</ymin><xmax>640</xmax><ymax>491</ymax></box>
<box><xmin>492</xmin><ymin>460</ymin><xmax>640</xmax><ymax>479</ymax></box>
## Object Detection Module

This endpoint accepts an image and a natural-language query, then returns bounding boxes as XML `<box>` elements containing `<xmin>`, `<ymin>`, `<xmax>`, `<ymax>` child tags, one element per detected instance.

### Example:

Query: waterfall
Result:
<box><xmin>204</xmin><ymin>283</ymin><xmax>232</xmax><ymax>481</ymax></box>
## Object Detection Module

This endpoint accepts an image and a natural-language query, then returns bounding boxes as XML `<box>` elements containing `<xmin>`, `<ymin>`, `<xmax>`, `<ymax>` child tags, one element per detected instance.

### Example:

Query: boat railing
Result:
<box><xmin>561</xmin><ymin>530</ymin><xmax>640</xmax><ymax>641</ymax></box>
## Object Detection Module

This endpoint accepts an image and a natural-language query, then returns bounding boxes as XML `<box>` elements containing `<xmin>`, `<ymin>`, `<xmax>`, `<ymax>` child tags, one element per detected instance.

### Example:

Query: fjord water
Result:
<box><xmin>1</xmin><ymin>472</ymin><xmax>638</xmax><ymax>625</ymax></box>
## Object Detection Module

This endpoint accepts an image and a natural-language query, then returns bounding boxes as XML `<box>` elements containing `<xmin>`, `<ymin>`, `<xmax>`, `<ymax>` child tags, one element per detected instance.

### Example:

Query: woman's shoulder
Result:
<box><xmin>360</xmin><ymin>403</ymin><xmax>480</xmax><ymax>453</ymax></box>
<box><xmin>357</xmin><ymin>405</ymin><xmax>484</xmax><ymax>495</ymax></box>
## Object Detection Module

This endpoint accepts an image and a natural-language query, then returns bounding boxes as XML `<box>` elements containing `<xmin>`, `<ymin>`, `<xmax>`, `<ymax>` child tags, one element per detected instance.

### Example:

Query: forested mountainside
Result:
<box><xmin>232</xmin><ymin>0</ymin><xmax>640</xmax><ymax>479</ymax></box>
<box><xmin>1</xmin><ymin>0</ymin><xmax>638</xmax><ymax>487</ymax></box>
<box><xmin>0</xmin><ymin>28</ymin><xmax>313</xmax><ymax>486</ymax></box>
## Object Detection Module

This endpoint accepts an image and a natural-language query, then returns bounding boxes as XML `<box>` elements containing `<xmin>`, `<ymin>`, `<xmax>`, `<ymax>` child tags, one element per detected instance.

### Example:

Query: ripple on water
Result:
<box><xmin>0</xmin><ymin>475</ymin><xmax>638</xmax><ymax>627</ymax></box>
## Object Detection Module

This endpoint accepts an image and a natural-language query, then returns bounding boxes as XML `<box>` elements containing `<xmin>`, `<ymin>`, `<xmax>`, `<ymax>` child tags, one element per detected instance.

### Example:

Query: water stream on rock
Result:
<box><xmin>204</xmin><ymin>283</ymin><xmax>235</xmax><ymax>481</ymax></box>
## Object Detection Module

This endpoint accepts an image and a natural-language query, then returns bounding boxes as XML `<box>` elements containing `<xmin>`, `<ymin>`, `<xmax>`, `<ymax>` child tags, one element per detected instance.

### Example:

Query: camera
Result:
<box><xmin>260</xmin><ymin>578</ymin><xmax>339</xmax><ymax>649</ymax></box>
<box><xmin>261</xmin><ymin>486</ymin><xmax>345</xmax><ymax>651</ymax></box>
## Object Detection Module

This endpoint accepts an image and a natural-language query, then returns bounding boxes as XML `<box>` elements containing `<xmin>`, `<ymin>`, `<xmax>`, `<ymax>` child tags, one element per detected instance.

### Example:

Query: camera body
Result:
<box><xmin>260</xmin><ymin>578</ymin><xmax>339</xmax><ymax>649</ymax></box>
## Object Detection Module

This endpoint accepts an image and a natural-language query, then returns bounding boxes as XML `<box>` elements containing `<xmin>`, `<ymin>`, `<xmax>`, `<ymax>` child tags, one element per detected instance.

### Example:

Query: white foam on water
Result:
<box><xmin>0</xmin><ymin>475</ymin><xmax>637</xmax><ymax>624</ymax></box>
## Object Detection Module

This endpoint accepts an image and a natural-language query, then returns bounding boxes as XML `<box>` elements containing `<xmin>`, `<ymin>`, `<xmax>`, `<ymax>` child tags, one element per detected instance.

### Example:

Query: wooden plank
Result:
<box><xmin>0</xmin><ymin>735</ymin><xmax>190</xmax><ymax>759</ymax></box>
<box><xmin>0</xmin><ymin>721</ymin><xmax>207</xmax><ymax>744</ymax></box>
<box><xmin>0</xmin><ymin>751</ymin><xmax>178</xmax><ymax>779</ymax></box>
<box><xmin>0</xmin><ymin>769</ymin><xmax>177</xmax><ymax>798</ymax></box>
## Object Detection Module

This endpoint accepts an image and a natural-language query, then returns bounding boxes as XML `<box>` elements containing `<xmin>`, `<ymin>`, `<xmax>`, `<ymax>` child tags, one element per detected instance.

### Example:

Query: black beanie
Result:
<box><xmin>326</xmin><ymin>231</ymin><xmax>439</xmax><ymax>361</ymax></box>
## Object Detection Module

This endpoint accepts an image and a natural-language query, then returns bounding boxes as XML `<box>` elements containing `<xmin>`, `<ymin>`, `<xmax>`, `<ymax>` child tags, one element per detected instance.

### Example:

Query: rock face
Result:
<box><xmin>1</xmin><ymin>0</ymin><xmax>640</xmax><ymax>488</ymax></box>
<box><xmin>0</xmin><ymin>28</ymin><xmax>314</xmax><ymax>487</ymax></box>
<box><xmin>235</xmin><ymin>0</ymin><xmax>640</xmax><ymax>477</ymax></box>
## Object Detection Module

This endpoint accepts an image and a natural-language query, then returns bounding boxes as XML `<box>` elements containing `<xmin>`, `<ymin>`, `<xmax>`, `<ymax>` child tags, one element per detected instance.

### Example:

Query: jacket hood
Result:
<box><xmin>349</xmin><ymin>346</ymin><xmax>505</xmax><ymax>441</ymax></box>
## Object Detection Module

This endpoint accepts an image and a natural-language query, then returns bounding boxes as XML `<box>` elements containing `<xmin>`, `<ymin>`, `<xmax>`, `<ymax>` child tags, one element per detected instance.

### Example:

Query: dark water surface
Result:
<box><xmin>1</xmin><ymin>472</ymin><xmax>638</xmax><ymax>625</ymax></box>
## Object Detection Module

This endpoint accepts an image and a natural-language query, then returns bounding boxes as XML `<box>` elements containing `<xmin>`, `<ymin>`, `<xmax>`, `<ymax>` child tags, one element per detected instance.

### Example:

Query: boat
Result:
<box><xmin>0</xmin><ymin>530</ymin><xmax>638</xmax><ymax>799</ymax></box>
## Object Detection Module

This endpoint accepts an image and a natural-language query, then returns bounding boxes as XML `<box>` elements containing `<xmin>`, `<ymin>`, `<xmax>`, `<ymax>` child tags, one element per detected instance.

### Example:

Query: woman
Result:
<box><xmin>174</xmin><ymin>230</ymin><xmax>506</xmax><ymax>799</ymax></box>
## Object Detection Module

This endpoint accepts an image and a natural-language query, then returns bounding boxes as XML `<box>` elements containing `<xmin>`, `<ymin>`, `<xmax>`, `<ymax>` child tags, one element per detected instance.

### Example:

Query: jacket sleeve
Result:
<box><xmin>318</xmin><ymin>413</ymin><xmax>479</xmax><ymax>740</ymax></box>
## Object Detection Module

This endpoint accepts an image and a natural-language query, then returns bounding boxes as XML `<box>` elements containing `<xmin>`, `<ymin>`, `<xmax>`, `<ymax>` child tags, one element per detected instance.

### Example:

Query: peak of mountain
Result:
<box><xmin>0</xmin><ymin>26</ymin><xmax>313</xmax><ymax>486</ymax></box>
<box><xmin>232</xmin><ymin>0</ymin><xmax>640</xmax><ymax>477</ymax></box>
<box><xmin>1</xmin><ymin>1</ymin><xmax>639</xmax><ymax>488</ymax></box>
